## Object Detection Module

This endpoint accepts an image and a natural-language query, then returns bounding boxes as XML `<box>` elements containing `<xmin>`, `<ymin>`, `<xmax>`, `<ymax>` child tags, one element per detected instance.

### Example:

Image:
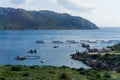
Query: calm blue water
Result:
<box><xmin>0</xmin><ymin>27</ymin><xmax>120</xmax><ymax>68</ymax></box>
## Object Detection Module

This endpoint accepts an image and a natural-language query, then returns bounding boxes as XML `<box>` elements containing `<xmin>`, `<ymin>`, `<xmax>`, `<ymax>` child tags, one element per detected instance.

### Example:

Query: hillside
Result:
<box><xmin>0</xmin><ymin>7</ymin><xmax>99</xmax><ymax>30</ymax></box>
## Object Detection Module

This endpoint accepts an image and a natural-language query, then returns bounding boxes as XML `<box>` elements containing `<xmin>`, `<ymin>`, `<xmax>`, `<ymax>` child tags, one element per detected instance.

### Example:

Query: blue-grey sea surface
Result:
<box><xmin>0</xmin><ymin>27</ymin><xmax>120</xmax><ymax>68</ymax></box>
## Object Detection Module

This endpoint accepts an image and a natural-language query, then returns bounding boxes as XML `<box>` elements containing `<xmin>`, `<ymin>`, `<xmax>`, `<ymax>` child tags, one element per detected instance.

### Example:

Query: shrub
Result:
<box><xmin>78</xmin><ymin>67</ymin><xmax>85</xmax><ymax>72</ymax></box>
<box><xmin>103</xmin><ymin>72</ymin><xmax>111</xmax><ymax>78</ymax></box>
<box><xmin>61</xmin><ymin>66</ymin><xmax>70</xmax><ymax>69</ymax></box>
<box><xmin>49</xmin><ymin>71</ymin><xmax>56</xmax><ymax>74</ymax></box>
<box><xmin>29</xmin><ymin>66</ymin><xmax>35</xmax><ymax>69</ymax></box>
<box><xmin>0</xmin><ymin>77</ymin><xmax>6</xmax><ymax>80</ymax></box>
<box><xmin>10</xmin><ymin>65</ymin><xmax>23</xmax><ymax>71</ymax></box>
<box><xmin>93</xmin><ymin>67</ymin><xmax>101</xmax><ymax>71</ymax></box>
<box><xmin>96</xmin><ymin>74</ymin><xmax>101</xmax><ymax>79</ymax></box>
<box><xmin>71</xmin><ymin>68</ymin><xmax>77</xmax><ymax>71</ymax></box>
<box><xmin>104</xmin><ymin>53</ymin><xmax>110</xmax><ymax>57</ymax></box>
<box><xmin>79</xmin><ymin>71</ymin><xmax>88</xmax><ymax>75</ymax></box>
<box><xmin>116</xmin><ymin>66</ymin><xmax>120</xmax><ymax>73</ymax></box>
<box><xmin>60</xmin><ymin>73</ymin><xmax>70</xmax><ymax>80</ymax></box>
<box><xmin>87</xmin><ymin>76</ymin><xmax>96</xmax><ymax>80</ymax></box>
<box><xmin>22</xmin><ymin>72</ymin><xmax>30</xmax><ymax>77</ymax></box>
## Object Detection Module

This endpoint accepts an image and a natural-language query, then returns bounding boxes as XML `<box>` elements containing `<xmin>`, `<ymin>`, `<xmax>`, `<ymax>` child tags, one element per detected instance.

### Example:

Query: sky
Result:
<box><xmin>0</xmin><ymin>0</ymin><xmax>120</xmax><ymax>27</ymax></box>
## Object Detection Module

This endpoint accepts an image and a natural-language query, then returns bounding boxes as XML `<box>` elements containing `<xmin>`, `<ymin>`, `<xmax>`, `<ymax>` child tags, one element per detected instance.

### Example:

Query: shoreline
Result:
<box><xmin>70</xmin><ymin>43</ymin><xmax>120</xmax><ymax>70</ymax></box>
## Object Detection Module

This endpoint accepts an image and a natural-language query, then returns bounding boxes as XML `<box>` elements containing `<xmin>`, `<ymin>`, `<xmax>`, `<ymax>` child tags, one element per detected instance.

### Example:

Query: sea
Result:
<box><xmin>0</xmin><ymin>27</ymin><xmax>120</xmax><ymax>68</ymax></box>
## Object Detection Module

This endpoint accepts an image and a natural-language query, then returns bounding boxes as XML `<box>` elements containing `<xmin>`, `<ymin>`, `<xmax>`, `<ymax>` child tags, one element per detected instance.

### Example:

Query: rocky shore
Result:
<box><xmin>70</xmin><ymin>44</ymin><xmax>120</xmax><ymax>70</ymax></box>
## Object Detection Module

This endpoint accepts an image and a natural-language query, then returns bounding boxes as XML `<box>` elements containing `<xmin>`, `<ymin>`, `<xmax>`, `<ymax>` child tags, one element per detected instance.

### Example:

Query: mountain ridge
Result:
<box><xmin>0</xmin><ymin>7</ymin><xmax>99</xmax><ymax>30</ymax></box>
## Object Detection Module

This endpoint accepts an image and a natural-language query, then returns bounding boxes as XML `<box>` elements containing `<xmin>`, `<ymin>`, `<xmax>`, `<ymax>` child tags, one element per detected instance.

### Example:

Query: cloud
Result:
<box><xmin>10</xmin><ymin>0</ymin><xmax>32</xmax><ymax>5</ymax></box>
<box><xmin>56</xmin><ymin>0</ymin><xmax>98</xmax><ymax>13</ymax></box>
<box><xmin>8</xmin><ymin>0</ymin><xmax>33</xmax><ymax>10</ymax></box>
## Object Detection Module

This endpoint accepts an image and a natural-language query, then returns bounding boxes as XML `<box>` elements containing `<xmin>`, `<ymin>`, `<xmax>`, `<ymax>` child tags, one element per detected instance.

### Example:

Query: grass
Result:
<box><xmin>0</xmin><ymin>65</ymin><xmax>83</xmax><ymax>80</ymax></box>
<box><xmin>0</xmin><ymin>65</ymin><xmax>119</xmax><ymax>80</ymax></box>
<box><xmin>114</xmin><ymin>50</ymin><xmax>120</xmax><ymax>53</ymax></box>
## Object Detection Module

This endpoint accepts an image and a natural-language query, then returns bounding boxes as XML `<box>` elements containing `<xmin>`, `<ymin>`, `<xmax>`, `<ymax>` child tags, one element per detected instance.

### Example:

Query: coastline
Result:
<box><xmin>70</xmin><ymin>43</ymin><xmax>120</xmax><ymax>70</ymax></box>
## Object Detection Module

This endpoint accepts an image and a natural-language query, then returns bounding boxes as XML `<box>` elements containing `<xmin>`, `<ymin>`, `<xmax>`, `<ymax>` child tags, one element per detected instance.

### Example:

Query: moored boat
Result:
<box><xmin>53</xmin><ymin>46</ymin><xmax>59</xmax><ymax>48</ymax></box>
<box><xmin>35</xmin><ymin>40</ymin><xmax>45</xmax><ymax>44</ymax></box>
<box><xmin>15</xmin><ymin>56</ymin><xmax>27</xmax><ymax>60</ymax></box>
<box><xmin>28</xmin><ymin>49</ymin><xmax>37</xmax><ymax>53</ymax></box>
<box><xmin>66</xmin><ymin>40</ymin><xmax>79</xmax><ymax>44</ymax></box>
<box><xmin>41</xmin><ymin>60</ymin><xmax>46</xmax><ymax>63</ymax></box>
<box><xmin>52</xmin><ymin>41</ymin><xmax>63</xmax><ymax>44</ymax></box>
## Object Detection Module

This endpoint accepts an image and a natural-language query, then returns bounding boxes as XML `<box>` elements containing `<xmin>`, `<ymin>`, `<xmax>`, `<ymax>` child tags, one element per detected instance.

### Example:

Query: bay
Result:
<box><xmin>0</xmin><ymin>27</ymin><xmax>120</xmax><ymax>68</ymax></box>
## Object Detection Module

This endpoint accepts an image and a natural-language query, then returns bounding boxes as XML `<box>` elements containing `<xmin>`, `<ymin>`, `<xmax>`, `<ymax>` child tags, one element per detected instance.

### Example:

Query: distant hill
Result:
<box><xmin>0</xmin><ymin>7</ymin><xmax>99</xmax><ymax>30</ymax></box>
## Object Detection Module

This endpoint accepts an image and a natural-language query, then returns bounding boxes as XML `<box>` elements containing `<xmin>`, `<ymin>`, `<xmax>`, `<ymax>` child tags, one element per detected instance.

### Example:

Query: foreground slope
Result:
<box><xmin>0</xmin><ymin>65</ymin><xmax>119</xmax><ymax>80</ymax></box>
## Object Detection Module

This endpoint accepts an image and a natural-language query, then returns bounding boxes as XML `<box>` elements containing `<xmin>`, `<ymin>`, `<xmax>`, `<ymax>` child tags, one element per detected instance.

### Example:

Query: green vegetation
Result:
<box><xmin>107</xmin><ymin>44</ymin><xmax>120</xmax><ymax>53</ymax></box>
<box><xmin>114</xmin><ymin>50</ymin><xmax>120</xmax><ymax>53</ymax></box>
<box><xmin>0</xmin><ymin>65</ymin><xmax>120</xmax><ymax>80</ymax></box>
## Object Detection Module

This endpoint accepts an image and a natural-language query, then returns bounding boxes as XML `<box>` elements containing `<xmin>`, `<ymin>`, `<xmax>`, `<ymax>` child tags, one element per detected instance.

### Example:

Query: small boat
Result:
<box><xmin>28</xmin><ymin>49</ymin><xmax>37</xmax><ymax>53</ymax></box>
<box><xmin>96</xmin><ymin>40</ymin><xmax>106</xmax><ymax>43</ymax></box>
<box><xmin>52</xmin><ymin>41</ymin><xmax>63</xmax><ymax>44</ymax></box>
<box><xmin>87</xmin><ymin>40</ymin><xmax>97</xmax><ymax>43</ymax></box>
<box><xmin>80</xmin><ymin>40</ymin><xmax>89</xmax><ymax>43</ymax></box>
<box><xmin>66</xmin><ymin>40</ymin><xmax>79</xmax><ymax>44</ymax></box>
<box><xmin>41</xmin><ymin>60</ymin><xmax>46</xmax><ymax>63</ymax></box>
<box><xmin>15</xmin><ymin>56</ymin><xmax>27</xmax><ymax>60</ymax></box>
<box><xmin>53</xmin><ymin>46</ymin><xmax>59</xmax><ymax>48</ymax></box>
<box><xmin>81</xmin><ymin>43</ymin><xmax>90</xmax><ymax>48</ymax></box>
<box><xmin>27</xmin><ymin>56</ymin><xmax>40</xmax><ymax>59</ymax></box>
<box><xmin>35</xmin><ymin>41</ymin><xmax>45</xmax><ymax>44</ymax></box>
